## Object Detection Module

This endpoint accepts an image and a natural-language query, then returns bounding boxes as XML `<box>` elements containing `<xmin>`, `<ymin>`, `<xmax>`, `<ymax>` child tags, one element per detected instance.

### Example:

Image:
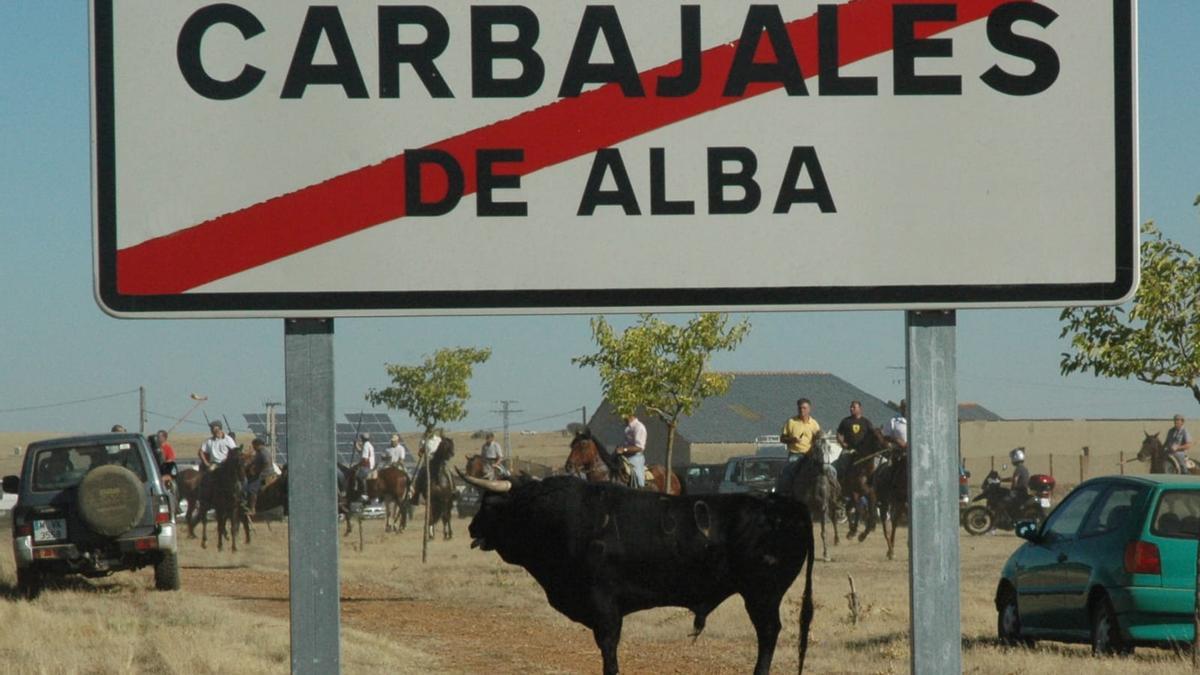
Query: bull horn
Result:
<box><xmin>456</xmin><ymin>468</ymin><xmax>512</xmax><ymax>493</ymax></box>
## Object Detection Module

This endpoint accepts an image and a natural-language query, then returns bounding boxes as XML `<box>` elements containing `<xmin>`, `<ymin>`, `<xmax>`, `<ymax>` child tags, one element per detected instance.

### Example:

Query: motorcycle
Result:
<box><xmin>961</xmin><ymin>470</ymin><xmax>1047</xmax><ymax>535</ymax></box>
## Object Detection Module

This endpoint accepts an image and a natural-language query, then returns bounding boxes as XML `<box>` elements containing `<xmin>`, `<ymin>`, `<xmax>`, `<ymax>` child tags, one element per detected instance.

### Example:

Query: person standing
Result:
<box><xmin>198</xmin><ymin>421</ymin><xmax>236</xmax><ymax>471</ymax></box>
<box><xmin>615</xmin><ymin>412</ymin><xmax>648</xmax><ymax>489</ymax></box>
<box><xmin>1166</xmin><ymin>415</ymin><xmax>1193</xmax><ymax>471</ymax></box>
<box><xmin>481</xmin><ymin>432</ymin><xmax>509</xmax><ymax>478</ymax></box>
<box><xmin>156</xmin><ymin>430</ymin><xmax>176</xmax><ymax>463</ymax></box>
<box><xmin>836</xmin><ymin>400</ymin><xmax>875</xmax><ymax>453</ymax></box>
<box><xmin>781</xmin><ymin>398</ymin><xmax>822</xmax><ymax>461</ymax></box>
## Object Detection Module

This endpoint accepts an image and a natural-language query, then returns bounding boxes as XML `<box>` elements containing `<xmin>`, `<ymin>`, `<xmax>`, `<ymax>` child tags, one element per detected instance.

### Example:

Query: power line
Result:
<box><xmin>0</xmin><ymin>388</ymin><xmax>140</xmax><ymax>414</ymax></box>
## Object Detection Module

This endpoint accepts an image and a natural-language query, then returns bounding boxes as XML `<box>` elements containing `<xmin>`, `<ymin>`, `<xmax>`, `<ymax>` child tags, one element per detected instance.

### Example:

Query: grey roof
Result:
<box><xmin>677</xmin><ymin>372</ymin><xmax>898</xmax><ymax>443</ymax></box>
<box><xmin>958</xmin><ymin>403</ymin><xmax>1003</xmax><ymax>422</ymax></box>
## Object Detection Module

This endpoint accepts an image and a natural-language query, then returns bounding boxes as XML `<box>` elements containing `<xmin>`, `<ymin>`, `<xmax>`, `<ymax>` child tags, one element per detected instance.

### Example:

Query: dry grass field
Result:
<box><xmin>0</xmin><ymin>431</ymin><xmax>1196</xmax><ymax>673</ymax></box>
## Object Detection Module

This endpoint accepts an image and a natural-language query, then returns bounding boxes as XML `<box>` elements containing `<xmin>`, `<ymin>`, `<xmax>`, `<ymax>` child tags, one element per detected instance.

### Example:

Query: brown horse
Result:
<box><xmin>176</xmin><ymin>467</ymin><xmax>204</xmax><ymax>537</ymax></box>
<box><xmin>565</xmin><ymin>429</ymin><xmax>681</xmax><ymax>495</ymax></box>
<box><xmin>413</xmin><ymin>439</ymin><xmax>457</xmax><ymax>540</ymax></box>
<box><xmin>871</xmin><ymin>437</ymin><xmax>908</xmax><ymax>561</ymax></box>
<box><xmin>1137</xmin><ymin>432</ymin><xmax>1200</xmax><ymax>475</ymax></box>
<box><xmin>370</xmin><ymin>466</ymin><xmax>411</xmax><ymax>533</ymax></box>
<box><xmin>837</xmin><ymin>428</ymin><xmax>889</xmax><ymax>543</ymax></box>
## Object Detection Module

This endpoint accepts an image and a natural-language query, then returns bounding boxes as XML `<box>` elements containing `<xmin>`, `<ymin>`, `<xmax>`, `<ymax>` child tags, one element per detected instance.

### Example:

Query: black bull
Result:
<box><xmin>461</xmin><ymin>473</ymin><xmax>815</xmax><ymax>675</ymax></box>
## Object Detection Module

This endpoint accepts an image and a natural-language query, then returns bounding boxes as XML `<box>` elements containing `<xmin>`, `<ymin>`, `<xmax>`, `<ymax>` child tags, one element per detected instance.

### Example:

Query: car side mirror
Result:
<box><xmin>1014</xmin><ymin>520</ymin><xmax>1040</xmax><ymax>541</ymax></box>
<box><xmin>2</xmin><ymin>475</ymin><xmax>19</xmax><ymax>494</ymax></box>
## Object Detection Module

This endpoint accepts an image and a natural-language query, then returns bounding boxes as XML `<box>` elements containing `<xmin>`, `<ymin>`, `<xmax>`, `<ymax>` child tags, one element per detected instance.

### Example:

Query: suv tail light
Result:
<box><xmin>1124</xmin><ymin>540</ymin><xmax>1162</xmax><ymax>574</ymax></box>
<box><xmin>155</xmin><ymin>497</ymin><xmax>171</xmax><ymax>524</ymax></box>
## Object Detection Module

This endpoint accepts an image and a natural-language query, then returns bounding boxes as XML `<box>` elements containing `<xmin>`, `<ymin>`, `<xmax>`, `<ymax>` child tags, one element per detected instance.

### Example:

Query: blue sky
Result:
<box><xmin>2</xmin><ymin>2</ymin><xmax>1198</xmax><ymax>436</ymax></box>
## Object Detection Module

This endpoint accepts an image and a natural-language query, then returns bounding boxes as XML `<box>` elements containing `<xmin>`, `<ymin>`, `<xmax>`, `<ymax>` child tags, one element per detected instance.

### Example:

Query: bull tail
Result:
<box><xmin>798</xmin><ymin>508</ymin><xmax>815</xmax><ymax>675</ymax></box>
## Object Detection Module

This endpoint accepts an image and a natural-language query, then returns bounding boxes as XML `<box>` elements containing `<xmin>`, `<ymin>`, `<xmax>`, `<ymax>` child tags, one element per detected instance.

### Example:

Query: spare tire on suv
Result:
<box><xmin>77</xmin><ymin>465</ymin><xmax>146</xmax><ymax>537</ymax></box>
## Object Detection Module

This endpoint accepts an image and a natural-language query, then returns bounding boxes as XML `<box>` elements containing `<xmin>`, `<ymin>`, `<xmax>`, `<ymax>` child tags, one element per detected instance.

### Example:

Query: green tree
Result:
<box><xmin>573</xmin><ymin>313</ymin><xmax>750</xmax><ymax>492</ymax></box>
<box><xmin>366</xmin><ymin>346</ymin><xmax>490</xmax><ymax>561</ymax></box>
<box><xmin>1059</xmin><ymin>221</ymin><xmax>1200</xmax><ymax>407</ymax></box>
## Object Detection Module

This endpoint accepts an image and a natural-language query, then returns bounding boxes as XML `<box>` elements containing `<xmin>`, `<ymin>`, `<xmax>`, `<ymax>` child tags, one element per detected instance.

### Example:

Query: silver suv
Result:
<box><xmin>2</xmin><ymin>432</ymin><xmax>179</xmax><ymax>598</ymax></box>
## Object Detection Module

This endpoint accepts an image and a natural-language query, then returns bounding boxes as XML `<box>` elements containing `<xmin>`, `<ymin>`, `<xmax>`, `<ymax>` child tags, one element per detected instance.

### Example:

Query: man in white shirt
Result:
<box><xmin>615</xmin><ymin>413</ymin><xmax>648</xmax><ymax>489</ymax></box>
<box><xmin>198</xmin><ymin>421</ymin><xmax>237</xmax><ymax>472</ymax></box>
<box><xmin>882</xmin><ymin>400</ymin><xmax>908</xmax><ymax>451</ymax></box>
<box><xmin>354</xmin><ymin>432</ymin><xmax>376</xmax><ymax>501</ymax></box>
<box><xmin>386</xmin><ymin>434</ymin><xmax>408</xmax><ymax>470</ymax></box>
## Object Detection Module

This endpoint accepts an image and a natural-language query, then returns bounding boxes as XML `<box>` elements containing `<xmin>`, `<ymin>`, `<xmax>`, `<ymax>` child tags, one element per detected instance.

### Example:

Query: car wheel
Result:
<box><xmin>78</xmin><ymin>465</ymin><xmax>146</xmax><ymax>537</ymax></box>
<box><xmin>996</xmin><ymin>585</ymin><xmax>1032</xmax><ymax>647</ymax></box>
<box><xmin>962</xmin><ymin>505</ymin><xmax>993</xmax><ymax>536</ymax></box>
<box><xmin>17</xmin><ymin>567</ymin><xmax>44</xmax><ymax>600</ymax></box>
<box><xmin>154</xmin><ymin>551</ymin><xmax>181</xmax><ymax>591</ymax></box>
<box><xmin>1091</xmin><ymin>594</ymin><xmax>1133</xmax><ymax>656</ymax></box>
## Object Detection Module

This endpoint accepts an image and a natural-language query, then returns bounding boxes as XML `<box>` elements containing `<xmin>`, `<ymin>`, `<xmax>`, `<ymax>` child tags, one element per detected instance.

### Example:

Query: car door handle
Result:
<box><xmin>1057</xmin><ymin>553</ymin><xmax>1068</xmax><ymax>563</ymax></box>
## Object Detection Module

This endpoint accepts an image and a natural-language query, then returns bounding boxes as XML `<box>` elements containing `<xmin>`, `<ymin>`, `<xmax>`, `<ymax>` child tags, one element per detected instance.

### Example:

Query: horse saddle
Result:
<box><xmin>616</xmin><ymin>457</ymin><xmax>654</xmax><ymax>488</ymax></box>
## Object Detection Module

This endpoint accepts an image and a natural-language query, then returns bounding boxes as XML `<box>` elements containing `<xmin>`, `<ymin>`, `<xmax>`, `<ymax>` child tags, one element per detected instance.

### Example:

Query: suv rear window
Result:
<box><xmin>1151</xmin><ymin>490</ymin><xmax>1200</xmax><ymax>539</ymax></box>
<box><xmin>32</xmin><ymin>443</ymin><xmax>147</xmax><ymax>491</ymax></box>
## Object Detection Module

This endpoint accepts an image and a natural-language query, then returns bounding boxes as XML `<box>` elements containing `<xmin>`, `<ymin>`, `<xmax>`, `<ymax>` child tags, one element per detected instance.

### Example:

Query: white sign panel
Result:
<box><xmin>92</xmin><ymin>0</ymin><xmax>1136</xmax><ymax>316</ymax></box>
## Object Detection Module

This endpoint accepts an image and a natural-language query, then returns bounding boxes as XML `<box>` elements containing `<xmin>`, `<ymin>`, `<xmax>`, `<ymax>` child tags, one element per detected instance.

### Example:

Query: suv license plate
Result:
<box><xmin>33</xmin><ymin>518</ymin><xmax>66</xmax><ymax>543</ymax></box>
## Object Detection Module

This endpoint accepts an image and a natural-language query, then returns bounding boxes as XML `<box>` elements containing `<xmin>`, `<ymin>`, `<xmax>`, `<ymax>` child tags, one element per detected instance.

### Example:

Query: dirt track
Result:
<box><xmin>183</xmin><ymin>564</ymin><xmax>779</xmax><ymax>674</ymax></box>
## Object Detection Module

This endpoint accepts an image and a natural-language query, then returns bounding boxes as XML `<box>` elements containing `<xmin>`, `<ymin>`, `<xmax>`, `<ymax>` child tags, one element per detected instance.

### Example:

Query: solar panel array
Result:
<box><xmin>242</xmin><ymin>412</ymin><xmax>399</xmax><ymax>466</ymax></box>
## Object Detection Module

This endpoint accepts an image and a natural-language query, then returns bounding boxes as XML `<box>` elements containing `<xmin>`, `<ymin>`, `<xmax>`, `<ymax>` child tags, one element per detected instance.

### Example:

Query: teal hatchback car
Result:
<box><xmin>995</xmin><ymin>474</ymin><xmax>1200</xmax><ymax>655</ymax></box>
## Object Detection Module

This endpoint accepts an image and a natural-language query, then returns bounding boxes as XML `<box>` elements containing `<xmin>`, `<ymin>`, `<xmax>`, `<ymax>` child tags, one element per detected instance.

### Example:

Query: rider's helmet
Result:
<box><xmin>1009</xmin><ymin>447</ymin><xmax>1026</xmax><ymax>464</ymax></box>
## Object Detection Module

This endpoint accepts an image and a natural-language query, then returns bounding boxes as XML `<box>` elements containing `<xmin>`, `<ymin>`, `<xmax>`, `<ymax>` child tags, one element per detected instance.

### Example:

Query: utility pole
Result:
<box><xmin>491</xmin><ymin>400</ymin><xmax>523</xmax><ymax>460</ymax></box>
<box><xmin>264</xmin><ymin>400</ymin><xmax>283</xmax><ymax>466</ymax></box>
<box><xmin>139</xmin><ymin>386</ymin><xmax>146</xmax><ymax>434</ymax></box>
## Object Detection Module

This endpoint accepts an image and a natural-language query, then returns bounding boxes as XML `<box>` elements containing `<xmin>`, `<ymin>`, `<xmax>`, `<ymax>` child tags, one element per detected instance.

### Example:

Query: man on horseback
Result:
<box><xmin>198</xmin><ymin>421</ymin><xmax>237</xmax><ymax>472</ymax></box>
<box><xmin>881</xmin><ymin>400</ymin><xmax>908</xmax><ymax>452</ymax></box>
<box><xmin>244</xmin><ymin>437</ymin><xmax>272</xmax><ymax>515</ymax></box>
<box><xmin>836</xmin><ymin>401</ymin><xmax>874</xmax><ymax>456</ymax></box>
<box><xmin>384</xmin><ymin>434</ymin><xmax>408</xmax><ymax>471</ymax></box>
<box><xmin>778</xmin><ymin>398</ymin><xmax>821</xmax><ymax>494</ymax></box>
<box><xmin>353</xmin><ymin>432</ymin><xmax>376</xmax><ymax>502</ymax></box>
<box><xmin>480</xmin><ymin>432</ymin><xmax>509</xmax><ymax>479</ymax></box>
<box><xmin>614</xmin><ymin>412</ymin><xmax>648</xmax><ymax>489</ymax></box>
<box><xmin>1166</xmin><ymin>415</ymin><xmax>1193</xmax><ymax>471</ymax></box>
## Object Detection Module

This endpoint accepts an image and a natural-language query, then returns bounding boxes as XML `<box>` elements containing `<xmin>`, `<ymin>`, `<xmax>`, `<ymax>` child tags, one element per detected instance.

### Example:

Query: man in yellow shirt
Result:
<box><xmin>781</xmin><ymin>398</ymin><xmax>821</xmax><ymax>459</ymax></box>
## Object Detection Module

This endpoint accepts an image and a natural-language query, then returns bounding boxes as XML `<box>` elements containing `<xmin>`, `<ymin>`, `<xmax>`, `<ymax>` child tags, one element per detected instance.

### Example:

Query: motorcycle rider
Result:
<box><xmin>1001</xmin><ymin>447</ymin><xmax>1031</xmax><ymax>515</ymax></box>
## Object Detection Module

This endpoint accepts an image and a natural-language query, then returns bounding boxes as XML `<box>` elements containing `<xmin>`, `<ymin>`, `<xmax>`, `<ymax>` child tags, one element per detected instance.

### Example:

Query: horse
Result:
<box><xmin>783</xmin><ymin>433</ymin><xmax>842</xmax><ymax>562</ymax></box>
<box><xmin>564</xmin><ymin>429</ymin><xmax>682</xmax><ymax>495</ymax></box>
<box><xmin>871</xmin><ymin>435</ymin><xmax>908</xmax><ymax>561</ymax></box>
<box><xmin>1137</xmin><ymin>432</ymin><xmax>1200</xmax><ymax>475</ymax></box>
<box><xmin>196</xmin><ymin>447</ymin><xmax>251</xmax><ymax>552</ymax></box>
<box><xmin>372</xmin><ymin>465</ymin><xmax>411</xmax><ymax>533</ymax></box>
<box><xmin>413</xmin><ymin>438</ymin><xmax>457</xmax><ymax>540</ymax></box>
<box><xmin>336</xmin><ymin>462</ymin><xmax>362</xmax><ymax>537</ymax></box>
<box><xmin>176</xmin><ymin>467</ymin><xmax>204</xmax><ymax>537</ymax></box>
<box><xmin>835</xmin><ymin>428</ymin><xmax>888</xmax><ymax>543</ymax></box>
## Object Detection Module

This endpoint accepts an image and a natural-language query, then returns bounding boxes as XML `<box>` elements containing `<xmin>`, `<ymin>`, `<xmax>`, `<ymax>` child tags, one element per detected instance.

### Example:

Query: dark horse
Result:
<box><xmin>565</xmin><ymin>429</ymin><xmax>682</xmax><ymax>495</ymax></box>
<box><xmin>834</xmin><ymin>428</ymin><xmax>889</xmax><ymax>543</ymax></box>
<box><xmin>871</xmin><ymin>433</ymin><xmax>908</xmax><ymax>561</ymax></box>
<box><xmin>336</xmin><ymin>462</ymin><xmax>363</xmax><ymax>537</ymax></box>
<box><xmin>1137</xmin><ymin>431</ymin><xmax>1200</xmax><ymax>475</ymax></box>
<box><xmin>196</xmin><ymin>447</ymin><xmax>251</xmax><ymax>552</ymax></box>
<box><xmin>782</xmin><ymin>432</ymin><xmax>842</xmax><ymax>562</ymax></box>
<box><xmin>412</xmin><ymin>439</ymin><xmax>457</xmax><ymax>540</ymax></box>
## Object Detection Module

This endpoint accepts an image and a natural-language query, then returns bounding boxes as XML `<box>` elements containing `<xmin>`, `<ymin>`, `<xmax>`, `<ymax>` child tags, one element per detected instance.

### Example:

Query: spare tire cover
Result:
<box><xmin>77</xmin><ymin>465</ymin><xmax>146</xmax><ymax>537</ymax></box>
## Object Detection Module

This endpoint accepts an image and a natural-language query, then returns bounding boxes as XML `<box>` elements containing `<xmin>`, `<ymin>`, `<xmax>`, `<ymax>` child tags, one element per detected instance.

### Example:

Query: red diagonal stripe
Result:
<box><xmin>117</xmin><ymin>0</ymin><xmax>1012</xmax><ymax>295</ymax></box>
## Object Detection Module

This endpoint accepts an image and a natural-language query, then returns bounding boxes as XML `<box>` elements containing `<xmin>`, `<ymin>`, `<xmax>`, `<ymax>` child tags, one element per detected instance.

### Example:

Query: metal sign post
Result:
<box><xmin>284</xmin><ymin>318</ymin><xmax>340</xmax><ymax>674</ymax></box>
<box><xmin>906</xmin><ymin>310</ymin><xmax>960</xmax><ymax>674</ymax></box>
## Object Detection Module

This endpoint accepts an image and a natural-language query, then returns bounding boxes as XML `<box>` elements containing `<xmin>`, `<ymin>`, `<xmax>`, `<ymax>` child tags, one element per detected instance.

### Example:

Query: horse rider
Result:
<box><xmin>778</xmin><ymin>398</ymin><xmax>821</xmax><ymax>494</ymax></box>
<box><xmin>836</xmin><ymin>400</ymin><xmax>875</xmax><ymax>456</ymax></box>
<box><xmin>244</xmin><ymin>437</ymin><xmax>272</xmax><ymax>515</ymax></box>
<box><xmin>481</xmin><ymin>432</ymin><xmax>510</xmax><ymax>479</ymax></box>
<box><xmin>1166</xmin><ymin>414</ymin><xmax>1194</xmax><ymax>472</ymax></box>
<box><xmin>384</xmin><ymin>434</ymin><xmax>408</xmax><ymax>472</ymax></box>
<box><xmin>614</xmin><ymin>412</ymin><xmax>647</xmax><ymax>489</ymax></box>
<box><xmin>881</xmin><ymin>400</ymin><xmax>908</xmax><ymax>455</ymax></box>
<box><xmin>198</xmin><ymin>421</ymin><xmax>237</xmax><ymax>472</ymax></box>
<box><xmin>354</xmin><ymin>432</ymin><xmax>376</xmax><ymax>502</ymax></box>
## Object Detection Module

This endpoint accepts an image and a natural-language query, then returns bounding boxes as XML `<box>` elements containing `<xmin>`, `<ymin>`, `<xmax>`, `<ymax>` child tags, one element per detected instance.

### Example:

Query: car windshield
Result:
<box><xmin>32</xmin><ymin>443</ymin><xmax>147</xmax><ymax>491</ymax></box>
<box><xmin>1151</xmin><ymin>490</ymin><xmax>1200</xmax><ymax>539</ymax></box>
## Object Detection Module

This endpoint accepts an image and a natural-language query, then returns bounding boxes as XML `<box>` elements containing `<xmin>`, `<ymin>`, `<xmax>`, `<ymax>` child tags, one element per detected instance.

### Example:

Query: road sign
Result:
<box><xmin>91</xmin><ymin>0</ymin><xmax>1136</xmax><ymax>317</ymax></box>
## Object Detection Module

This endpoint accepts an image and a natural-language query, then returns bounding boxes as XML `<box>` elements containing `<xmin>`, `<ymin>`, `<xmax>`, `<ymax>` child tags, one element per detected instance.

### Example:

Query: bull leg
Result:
<box><xmin>591</xmin><ymin>616</ymin><xmax>623</xmax><ymax>675</ymax></box>
<box><xmin>743</xmin><ymin>594</ymin><xmax>783</xmax><ymax>675</ymax></box>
